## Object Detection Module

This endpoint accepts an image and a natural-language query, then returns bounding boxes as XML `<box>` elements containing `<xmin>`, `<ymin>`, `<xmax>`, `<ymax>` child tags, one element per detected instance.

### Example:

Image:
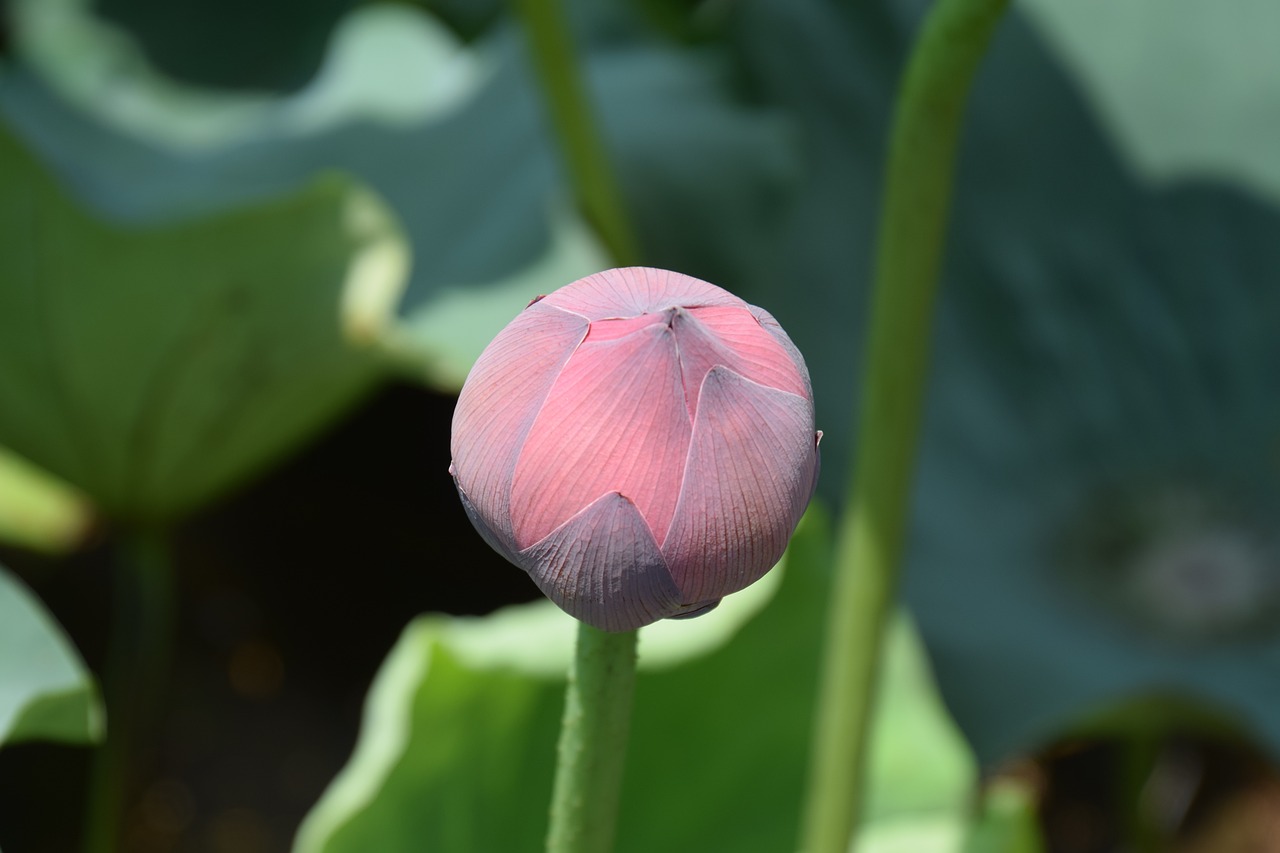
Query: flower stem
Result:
<box><xmin>512</xmin><ymin>0</ymin><xmax>641</xmax><ymax>266</ymax></box>
<box><xmin>82</xmin><ymin>529</ymin><xmax>174</xmax><ymax>853</ymax></box>
<box><xmin>798</xmin><ymin>1</ymin><xmax>1010</xmax><ymax>851</ymax></box>
<box><xmin>546</xmin><ymin>624</ymin><xmax>639</xmax><ymax>853</ymax></box>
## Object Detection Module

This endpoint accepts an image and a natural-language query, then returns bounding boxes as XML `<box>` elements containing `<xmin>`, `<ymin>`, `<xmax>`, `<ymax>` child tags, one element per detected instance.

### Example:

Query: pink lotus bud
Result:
<box><xmin>449</xmin><ymin>267</ymin><xmax>820</xmax><ymax>632</ymax></box>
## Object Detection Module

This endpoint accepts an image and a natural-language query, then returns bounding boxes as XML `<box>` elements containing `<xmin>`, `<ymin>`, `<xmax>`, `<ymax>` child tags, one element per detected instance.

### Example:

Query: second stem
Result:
<box><xmin>799</xmin><ymin>0</ymin><xmax>1011</xmax><ymax>851</ymax></box>
<box><xmin>513</xmin><ymin>0</ymin><xmax>640</xmax><ymax>267</ymax></box>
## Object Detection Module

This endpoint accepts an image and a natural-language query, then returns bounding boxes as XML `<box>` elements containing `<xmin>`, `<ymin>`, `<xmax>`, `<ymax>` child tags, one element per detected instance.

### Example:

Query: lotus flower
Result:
<box><xmin>449</xmin><ymin>267</ymin><xmax>820</xmax><ymax>631</ymax></box>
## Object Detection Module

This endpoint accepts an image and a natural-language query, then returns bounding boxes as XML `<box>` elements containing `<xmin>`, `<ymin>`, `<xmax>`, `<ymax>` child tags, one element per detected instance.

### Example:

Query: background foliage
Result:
<box><xmin>1</xmin><ymin>0</ymin><xmax>1278</xmax><ymax>850</ymax></box>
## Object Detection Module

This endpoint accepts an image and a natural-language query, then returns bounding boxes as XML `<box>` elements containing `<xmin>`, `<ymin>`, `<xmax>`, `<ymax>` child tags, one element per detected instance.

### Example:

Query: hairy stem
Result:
<box><xmin>546</xmin><ymin>624</ymin><xmax>639</xmax><ymax>853</ymax></box>
<box><xmin>799</xmin><ymin>1</ymin><xmax>1010</xmax><ymax>851</ymax></box>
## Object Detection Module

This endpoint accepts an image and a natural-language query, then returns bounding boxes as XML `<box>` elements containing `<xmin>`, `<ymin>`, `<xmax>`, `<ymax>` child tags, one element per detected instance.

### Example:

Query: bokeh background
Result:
<box><xmin>2</xmin><ymin>0</ymin><xmax>1279</xmax><ymax>851</ymax></box>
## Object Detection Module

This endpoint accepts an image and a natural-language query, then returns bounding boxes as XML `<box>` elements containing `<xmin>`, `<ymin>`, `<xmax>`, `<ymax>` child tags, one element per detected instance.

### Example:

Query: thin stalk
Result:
<box><xmin>512</xmin><ymin>0</ymin><xmax>641</xmax><ymax>266</ymax></box>
<box><xmin>798</xmin><ymin>1</ymin><xmax>1010</xmax><ymax>852</ymax></box>
<box><xmin>1122</xmin><ymin>733</ymin><xmax>1167</xmax><ymax>853</ymax></box>
<box><xmin>546</xmin><ymin>624</ymin><xmax>639</xmax><ymax>853</ymax></box>
<box><xmin>82</xmin><ymin>529</ymin><xmax>174</xmax><ymax>853</ymax></box>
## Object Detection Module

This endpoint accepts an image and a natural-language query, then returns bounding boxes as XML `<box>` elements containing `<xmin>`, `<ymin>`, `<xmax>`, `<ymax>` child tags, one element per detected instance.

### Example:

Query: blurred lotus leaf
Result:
<box><xmin>293</xmin><ymin>507</ymin><xmax>1005</xmax><ymax>853</ymax></box>
<box><xmin>900</xmin><ymin>21</ymin><xmax>1280</xmax><ymax>769</ymax></box>
<box><xmin>1020</xmin><ymin>0</ymin><xmax>1280</xmax><ymax>202</ymax></box>
<box><xmin>0</xmin><ymin>563</ymin><xmax>102</xmax><ymax>747</ymax></box>
<box><xmin>9</xmin><ymin>0</ymin><xmax>493</xmax><ymax>150</ymax></box>
<box><xmin>909</xmin><ymin>168</ymin><xmax>1280</xmax><ymax>762</ymax></box>
<box><xmin>346</xmin><ymin>201</ymin><xmax>609</xmax><ymax>390</ymax></box>
<box><xmin>0</xmin><ymin>0</ymin><xmax>797</xmax><ymax>392</ymax></box>
<box><xmin>0</xmin><ymin>125</ymin><xmax>402</xmax><ymax>521</ymax></box>
<box><xmin>708</xmin><ymin>0</ymin><xmax>1280</xmax><ymax>766</ymax></box>
<box><xmin>94</xmin><ymin>0</ymin><xmax>360</xmax><ymax>91</ymax></box>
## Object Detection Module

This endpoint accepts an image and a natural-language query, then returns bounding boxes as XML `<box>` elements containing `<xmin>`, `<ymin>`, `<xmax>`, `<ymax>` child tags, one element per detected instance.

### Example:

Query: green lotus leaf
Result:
<box><xmin>294</xmin><ymin>507</ymin><xmax>987</xmax><ymax>852</ymax></box>
<box><xmin>0</xmin><ymin>1</ymin><xmax>797</xmax><ymax>395</ymax></box>
<box><xmin>0</xmin><ymin>124</ymin><xmax>403</xmax><ymax>521</ymax></box>
<box><xmin>347</xmin><ymin>201</ymin><xmax>609</xmax><ymax>391</ymax></box>
<box><xmin>1020</xmin><ymin>0</ymin><xmax>1280</xmax><ymax>202</ymax></box>
<box><xmin>9</xmin><ymin>0</ymin><xmax>492</xmax><ymax>151</ymax></box>
<box><xmin>94</xmin><ymin>0</ymin><xmax>358</xmax><ymax>91</ymax></box>
<box><xmin>0</xmin><ymin>563</ymin><xmax>102</xmax><ymax>747</ymax></box>
<box><xmin>909</xmin><ymin>175</ymin><xmax>1280</xmax><ymax>762</ymax></box>
<box><xmin>717</xmin><ymin>0</ymin><xmax>1280</xmax><ymax>767</ymax></box>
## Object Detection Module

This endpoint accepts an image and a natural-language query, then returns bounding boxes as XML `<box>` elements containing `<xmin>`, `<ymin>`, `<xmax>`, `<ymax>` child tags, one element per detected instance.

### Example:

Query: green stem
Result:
<box><xmin>546</xmin><ymin>624</ymin><xmax>639</xmax><ymax>853</ymax></box>
<box><xmin>82</xmin><ymin>529</ymin><xmax>174</xmax><ymax>853</ymax></box>
<box><xmin>512</xmin><ymin>0</ymin><xmax>641</xmax><ymax>266</ymax></box>
<box><xmin>798</xmin><ymin>1</ymin><xmax>1009</xmax><ymax>852</ymax></box>
<box><xmin>1120</xmin><ymin>733</ymin><xmax>1166</xmax><ymax>853</ymax></box>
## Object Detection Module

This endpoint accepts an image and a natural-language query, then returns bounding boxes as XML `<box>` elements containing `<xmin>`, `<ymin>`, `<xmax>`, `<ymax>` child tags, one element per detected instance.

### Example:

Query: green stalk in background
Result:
<box><xmin>512</xmin><ymin>0</ymin><xmax>641</xmax><ymax>267</ymax></box>
<box><xmin>546</xmin><ymin>625</ymin><xmax>639</xmax><ymax>853</ymax></box>
<box><xmin>799</xmin><ymin>1</ymin><xmax>1011</xmax><ymax>852</ymax></box>
<box><xmin>82</xmin><ymin>530</ymin><xmax>174</xmax><ymax>853</ymax></box>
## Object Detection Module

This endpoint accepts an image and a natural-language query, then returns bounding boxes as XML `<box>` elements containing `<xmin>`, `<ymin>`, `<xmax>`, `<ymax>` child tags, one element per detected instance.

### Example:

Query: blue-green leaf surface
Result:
<box><xmin>901</xmin><ymin>9</ymin><xmax>1280</xmax><ymax>763</ymax></box>
<box><xmin>718</xmin><ymin>0</ymin><xmax>1280</xmax><ymax>766</ymax></box>
<box><xmin>0</xmin><ymin>1</ymin><xmax>796</xmax><ymax>393</ymax></box>
<box><xmin>1020</xmin><ymin>0</ymin><xmax>1280</xmax><ymax>202</ymax></box>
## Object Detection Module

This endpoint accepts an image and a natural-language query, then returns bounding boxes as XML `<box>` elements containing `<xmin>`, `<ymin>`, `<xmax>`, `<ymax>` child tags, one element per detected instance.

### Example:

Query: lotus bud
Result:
<box><xmin>449</xmin><ymin>267</ymin><xmax>820</xmax><ymax>632</ymax></box>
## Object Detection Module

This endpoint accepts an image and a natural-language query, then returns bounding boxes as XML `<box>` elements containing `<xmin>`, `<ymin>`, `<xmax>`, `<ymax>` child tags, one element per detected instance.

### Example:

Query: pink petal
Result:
<box><xmin>451</xmin><ymin>469</ymin><xmax>517</xmax><ymax>564</ymax></box>
<box><xmin>517</xmin><ymin>491</ymin><xmax>683</xmax><ymax>632</ymax></box>
<box><xmin>542</xmin><ymin>267</ymin><xmax>742</xmax><ymax>320</ymax></box>
<box><xmin>670</xmin><ymin>307</ymin><xmax>810</xmax><ymax>420</ymax></box>
<box><xmin>450</xmin><ymin>302</ymin><xmax>588</xmax><ymax>552</ymax></box>
<box><xmin>661</xmin><ymin>366</ymin><xmax>819</xmax><ymax>602</ymax></box>
<box><xmin>749</xmin><ymin>305</ymin><xmax>814</xmax><ymax>400</ymax></box>
<box><xmin>580</xmin><ymin>312</ymin><xmax>665</xmax><ymax>343</ymax></box>
<box><xmin>510</xmin><ymin>319</ymin><xmax>692</xmax><ymax>549</ymax></box>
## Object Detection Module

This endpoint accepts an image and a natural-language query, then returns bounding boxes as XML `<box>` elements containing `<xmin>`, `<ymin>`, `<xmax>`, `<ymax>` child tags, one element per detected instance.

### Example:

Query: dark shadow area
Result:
<box><xmin>0</xmin><ymin>381</ymin><xmax>539</xmax><ymax>853</ymax></box>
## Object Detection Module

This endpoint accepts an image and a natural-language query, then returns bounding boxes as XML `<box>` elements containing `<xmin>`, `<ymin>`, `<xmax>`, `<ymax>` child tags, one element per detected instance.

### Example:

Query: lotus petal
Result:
<box><xmin>663</xmin><ymin>366</ymin><xmax>819</xmax><ymax>602</ymax></box>
<box><xmin>542</xmin><ymin>266</ymin><xmax>741</xmax><ymax>320</ymax></box>
<box><xmin>450</xmin><ymin>301</ymin><xmax>586</xmax><ymax>552</ymax></box>
<box><xmin>510</xmin><ymin>319</ymin><xmax>691</xmax><ymax>549</ymax></box>
<box><xmin>519</xmin><ymin>491</ymin><xmax>684</xmax><ymax>632</ymax></box>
